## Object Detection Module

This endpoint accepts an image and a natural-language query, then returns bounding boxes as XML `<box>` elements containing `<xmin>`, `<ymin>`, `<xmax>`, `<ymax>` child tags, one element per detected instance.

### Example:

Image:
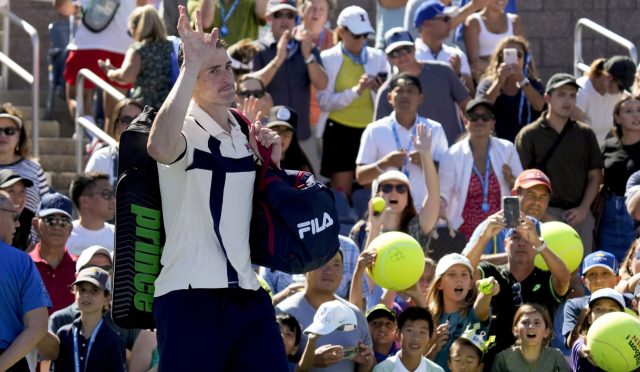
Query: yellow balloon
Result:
<box><xmin>587</xmin><ymin>312</ymin><xmax>640</xmax><ymax>372</ymax></box>
<box><xmin>534</xmin><ymin>221</ymin><xmax>583</xmax><ymax>272</ymax></box>
<box><xmin>366</xmin><ymin>232</ymin><xmax>425</xmax><ymax>291</ymax></box>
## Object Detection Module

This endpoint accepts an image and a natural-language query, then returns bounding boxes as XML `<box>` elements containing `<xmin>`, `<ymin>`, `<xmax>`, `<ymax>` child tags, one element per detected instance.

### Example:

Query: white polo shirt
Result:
<box><xmin>414</xmin><ymin>39</ymin><xmax>472</xmax><ymax>77</ymax></box>
<box><xmin>154</xmin><ymin>101</ymin><xmax>259</xmax><ymax>297</ymax></box>
<box><xmin>356</xmin><ymin>113</ymin><xmax>449</xmax><ymax>212</ymax></box>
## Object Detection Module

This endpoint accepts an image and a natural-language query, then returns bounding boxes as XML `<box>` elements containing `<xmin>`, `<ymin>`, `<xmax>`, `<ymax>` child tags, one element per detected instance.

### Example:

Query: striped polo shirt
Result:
<box><xmin>154</xmin><ymin>101</ymin><xmax>259</xmax><ymax>297</ymax></box>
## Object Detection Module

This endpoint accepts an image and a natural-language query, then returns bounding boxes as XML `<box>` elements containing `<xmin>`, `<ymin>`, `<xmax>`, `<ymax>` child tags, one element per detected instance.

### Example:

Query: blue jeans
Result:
<box><xmin>597</xmin><ymin>195</ymin><xmax>636</xmax><ymax>262</ymax></box>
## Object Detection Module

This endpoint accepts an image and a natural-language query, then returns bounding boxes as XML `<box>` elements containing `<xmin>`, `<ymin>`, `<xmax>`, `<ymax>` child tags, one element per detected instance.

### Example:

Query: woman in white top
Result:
<box><xmin>439</xmin><ymin>98</ymin><xmax>522</xmax><ymax>239</ymax></box>
<box><xmin>463</xmin><ymin>0</ymin><xmax>524</xmax><ymax>81</ymax></box>
<box><xmin>85</xmin><ymin>99</ymin><xmax>143</xmax><ymax>185</ymax></box>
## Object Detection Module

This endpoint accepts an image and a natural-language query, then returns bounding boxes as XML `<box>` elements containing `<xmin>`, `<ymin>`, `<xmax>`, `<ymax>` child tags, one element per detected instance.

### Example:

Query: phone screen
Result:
<box><xmin>342</xmin><ymin>346</ymin><xmax>359</xmax><ymax>360</ymax></box>
<box><xmin>503</xmin><ymin>48</ymin><xmax>518</xmax><ymax>65</ymax></box>
<box><xmin>503</xmin><ymin>196</ymin><xmax>520</xmax><ymax>228</ymax></box>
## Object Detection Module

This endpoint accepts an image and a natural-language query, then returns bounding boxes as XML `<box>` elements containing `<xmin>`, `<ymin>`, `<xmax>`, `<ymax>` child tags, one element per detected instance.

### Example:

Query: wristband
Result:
<box><xmin>534</xmin><ymin>240</ymin><xmax>547</xmax><ymax>253</ymax></box>
<box><xmin>517</xmin><ymin>77</ymin><xmax>530</xmax><ymax>89</ymax></box>
<box><xmin>305</xmin><ymin>54</ymin><xmax>316</xmax><ymax>65</ymax></box>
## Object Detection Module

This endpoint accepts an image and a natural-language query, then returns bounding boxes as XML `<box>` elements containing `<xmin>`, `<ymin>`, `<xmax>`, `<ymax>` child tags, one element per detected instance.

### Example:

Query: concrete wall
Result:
<box><xmin>4</xmin><ymin>0</ymin><xmax>640</xmax><ymax>90</ymax></box>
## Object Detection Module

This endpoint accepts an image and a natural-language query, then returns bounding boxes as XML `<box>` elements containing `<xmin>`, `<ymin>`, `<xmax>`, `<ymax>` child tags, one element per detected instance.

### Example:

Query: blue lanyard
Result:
<box><xmin>471</xmin><ymin>141</ymin><xmax>491</xmax><ymax>212</ymax></box>
<box><xmin>391</xmin><ymin>117</ymin><xmax>418</xmax><ymax>178</ymax></box>
<box><xmin>518</xmin><ymin>57</ymin><xmax>532</xmax><ymax>126</ymax></box>
<box><xmin>73</xmin><ymin>319</ymin><xmax>104</xmax><ymax>372</ymax></box>
<box><xmin>341</xmin><ymin>43</ymin><xmax>368</xmax><ymax>65</ymax></box>
<box><xmin>218</xmin><ymin>0</ymin><xmax>240</xmax><ymax>36</ymax></box>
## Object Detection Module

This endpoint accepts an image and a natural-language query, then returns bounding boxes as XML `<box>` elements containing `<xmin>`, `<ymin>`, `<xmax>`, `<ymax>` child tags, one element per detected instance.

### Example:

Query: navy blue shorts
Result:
<box><xmin>153</xmin><ymin>287</ymin><xmax>289</xmax><ymax>371</ymax></box>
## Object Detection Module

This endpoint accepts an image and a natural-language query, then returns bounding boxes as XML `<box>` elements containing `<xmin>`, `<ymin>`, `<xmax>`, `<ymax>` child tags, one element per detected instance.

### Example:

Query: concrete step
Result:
<box><xmin>39</xmin><ymin>154</ymin><xmax>75</xmax><ymax>173</ymax></box>
<box><xmin>39</xmin><ymin>137</ymin><xmax>77</xmax><ymax>155</ymax></box>
<box><xmin>23</xmin><ymin>120</ymin><xmax>60</xmax><ymax>138</ymax></box>
<box><xmin>0</xmin><ymin>90</ymin><xmax>49</xmax><ymax>107</ymax></box>
<box><xmin>47</xmin><ymin>171</ymin><xmax>76</xmax><ymax>195</ymax></box>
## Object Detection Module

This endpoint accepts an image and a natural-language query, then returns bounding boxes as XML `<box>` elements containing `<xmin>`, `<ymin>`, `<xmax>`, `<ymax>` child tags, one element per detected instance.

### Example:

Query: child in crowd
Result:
<box><xmin>426</xmin><ymin>253</ymin><xmax>498</xmax><ymax>371</ymax></box>
<box><xmin>366</xmin><ymin>304</ymin><xmax>399</xmax><ymax>363</ymax></box>
<box><xmin>277</xmin><ymin>313</ymin><xmax>302</xmax><ymax>371</ymax></box>
<box><xmin>492</xmin><ymin>304</ymin><xmax>570</xmax><ymax>371</ymax></box>
<box><xmin>570</xmin><ymin>288</ymin><xmax>625</xmax><ymax>371</ymax></box>
<box><xmin>54</xmin><ymin>267</ymin><xmax>126</xmax><ymax>372</ymax></box>
<box><xmin>373</xmin><ymin>306</ymin><xmax>444</xmax><ymax>372</ymax></box>
<box><xmin>448</xmin><ymin>323</ymin><xmax>495</xmax><ymax>372</ymax></box>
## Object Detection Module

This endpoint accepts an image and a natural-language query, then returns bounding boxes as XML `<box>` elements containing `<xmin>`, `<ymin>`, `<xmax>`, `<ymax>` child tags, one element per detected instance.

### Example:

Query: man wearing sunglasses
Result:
<box><xmin>253</xmin><ymin>0</ymin><xmax>328</xmax><ymax>151</ymax></box>
<box><xmin>29</xmin><ymin>193</ymin><xmax>77</xmax><ymax>314</ymax></box>
<box><xmin>413</xmin><ymin>1</ymin><xmax>474</xmax><ymax>95</ymax></box>
<box><xmin>66</xmin><ymin>172</ymin><xmax>115</xmax><ymax>257</ymax></box>
<box><xmin>374</xmin><ymin>27</ymin><xmax>469</xmax><ymax>145</ymax></box>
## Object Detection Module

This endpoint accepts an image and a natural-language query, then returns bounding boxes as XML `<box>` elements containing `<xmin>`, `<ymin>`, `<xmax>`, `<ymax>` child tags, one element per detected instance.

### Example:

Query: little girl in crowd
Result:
<box><xmin>492</xmin><ymin>304</ymin><xmax>570</xmax><ymax>371</ymax></box>
<box><xmin>448</xmin><ymin>322</ymin><xmax>495</xmax><ymax>372</ymax></box>
<box><xmin>570</xmin><ymin>288</ymin><xmax>625</xmax><ymax>372</ymax></box>
<box><xmin>426</xmin><ymin>253</ymin><xmax>499</xmax><ymax>371</ymax></box>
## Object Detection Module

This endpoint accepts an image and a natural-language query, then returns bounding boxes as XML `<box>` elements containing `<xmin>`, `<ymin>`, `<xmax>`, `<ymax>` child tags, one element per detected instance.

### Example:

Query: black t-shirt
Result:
<box><xmin>477</xmin><ymin>78</ymin><xmax>544</xmax><ymax>142</ymax></box>
<box><xmin>478</xmin><ymin>262</ymin><xmax>564</xmax><ymax>353</ymax></box>
<box><xmin>602</xmin><ymin>136</ymin><xmax>640</xmax><ymax>196</ymax></box>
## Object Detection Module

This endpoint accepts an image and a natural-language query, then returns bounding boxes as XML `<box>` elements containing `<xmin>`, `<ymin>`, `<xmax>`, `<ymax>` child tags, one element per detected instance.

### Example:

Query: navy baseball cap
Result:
<box><xmin>384</xmin><ymin>27</ymin><xmax>414</xmax><ymax>54</ymax></box>
<box><xmin>582</xmin><ymin>251</ymin><xmax>618</xmax><ymax>275</ymax></box>
<box><xmin>414</xmin><ymin>1</ymin><xmax>451</xmax><ymax>28</ymax></box>
<box><xmin>38</xmin><ymin>192</ymin><xmax>73</xmax><ymax>219</ymax></box>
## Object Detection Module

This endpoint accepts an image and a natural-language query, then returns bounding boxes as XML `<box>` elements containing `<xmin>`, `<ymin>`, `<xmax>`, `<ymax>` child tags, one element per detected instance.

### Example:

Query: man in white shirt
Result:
<box><xmin>146</xmin><ymin>6</ymin><xmax>287</xmax><ymax>370</ymax></box>
<box><xmin>412</xmin><ymin>1</ymin><xmax>474</xmax><ymax>94</ymax></box>
<box><xmin>67</xmin><ymin>172</ymin><xmax>115</xmax><ymax>256</ymax></box>
<box><xmin>357</xmin><ymin>73</ymin><xmax>448</xmax><ymax>211</ymax></box>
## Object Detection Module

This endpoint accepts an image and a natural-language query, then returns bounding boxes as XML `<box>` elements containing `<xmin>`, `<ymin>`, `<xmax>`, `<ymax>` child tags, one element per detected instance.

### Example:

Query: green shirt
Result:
<box><xmin>187</xmin><ymin>0</ymin><xmax>265</xmax><ymax>45</ymax></box>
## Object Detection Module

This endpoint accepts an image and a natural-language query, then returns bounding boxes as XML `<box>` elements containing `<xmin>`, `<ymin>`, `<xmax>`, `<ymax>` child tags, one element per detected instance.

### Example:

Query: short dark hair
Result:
<box><xmin>177</xmin><ymin>38</ymin><xmax>229</xmax><ymax>68</ymax></box>
<box><xmin>276</xmin><ymin>313</ymin><xmax>302</xmax><ymax>346</ymax></box>
<box><xmin>69</xmin><ymin>172</ymin><xmax>110</xmax><ymax>209</ymax></box>
<box><xmin>450</xmin><ymin>337</ymin><xmax>484</xmax><ymax>361</ymax></box>
<box><xmin>389</xmin><ymin>72</ymin><xmax>422</xmax><ymax>94</ymax></box>
<box><xmin>397</xmin><ymin>306</ymin><xmax>434</xmax><ymax>337</ymax></box>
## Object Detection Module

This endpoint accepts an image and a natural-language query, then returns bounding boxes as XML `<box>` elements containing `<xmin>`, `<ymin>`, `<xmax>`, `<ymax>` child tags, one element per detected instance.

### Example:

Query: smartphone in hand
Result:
<box><xmin>342</xmin><ymin>346</ymin><xmax>359</xmax><ymax>360</ymax></box>
<box><xmin>376</xmin><ymin>72</ymin><xmax>389</xmax><ymax>85</ymax></box>
<box><xmin>503</xmin><ymin>48</ymin><xmax>518</xmax><ymax>65</ymax></box>
<box><xmin>503</xmin><ymin>196</ymin><xmax>520</xmax><ymax>228</ymax></box>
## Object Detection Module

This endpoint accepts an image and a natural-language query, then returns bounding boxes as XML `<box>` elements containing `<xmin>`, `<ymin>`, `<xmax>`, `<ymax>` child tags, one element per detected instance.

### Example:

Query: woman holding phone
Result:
<box><xmin>475</xmin><ymin>36</ymin><xmax>544</xmax><ymax>142</ymax></box>
<box><xmin>317</xmin><ymin>6</ymin><xmax>389</xmax><ymax>198</ymax></box>
<box><xmin>439</xmin><ymin>98</ymin><xmax>523</xmax><ymax>239</ymax></box>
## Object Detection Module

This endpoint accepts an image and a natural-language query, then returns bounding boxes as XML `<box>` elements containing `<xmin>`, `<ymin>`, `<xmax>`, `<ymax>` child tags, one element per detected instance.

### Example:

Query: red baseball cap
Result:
<box><xmin>512</xmin><ymin>169</ymin><xmax>552</xmax><ymax>194</ymax></box>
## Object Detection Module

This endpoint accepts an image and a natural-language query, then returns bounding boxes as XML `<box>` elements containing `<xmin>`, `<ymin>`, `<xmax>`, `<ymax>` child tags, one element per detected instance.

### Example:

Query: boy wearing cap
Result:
<box><xmin>189</xmin><ymin>0</ymin><xmax>267</xmax><ymax>45</ymax></box>
<box><xmin>54</xmin><ymin>267</ymin><xmax>126</xmax><ymax>372</ymax></box>
<box><xmin>515</xmin><ymin>73</ymin><xmax>603</xmax><ymax>255</ymax></box>
<box><xmin>29</xmin><ymin>193</ymin><xmax>77</xmax><ymax>314</ymax></box>
<box><xmin>463</xmin><ymin>168</ymin><xmax>552</xmax><ymax>264</ymax></box>
<box><xmin>357</xmin><ymin>72</ymin><xmax>448</xmax><ymax>211</ymax></box>
<box><xmin>561</xmin><ymin>251</ymin><xmax>630</xmax><ymax>348</ymax></box>
<box><xmin>366</xmin><ymin>304</ymin><xmax>399</xmax><ymax>363</ymax></box>
<box><xmin>252</xmin><ymin>0</ymin><xmax>327</xmax><ymax>147</ymax></box>
<box><xmin>412</xmin><ymin>1</ymin><xmax>474</xmax><ymax>95</ymax></box>
<box><xmin>374</xmin><ymin>27</ymin><xmax>469</xmax><ymax>145</ymax></box>
<box><xmin>0</xmin><ymin>169</ymin><xmax>35</xmax><ymax>251</ymax></box>
<box><xmin>373</xmin><ymin>306</ymin><xmax>444</xmax><ymax>372</ymax></box>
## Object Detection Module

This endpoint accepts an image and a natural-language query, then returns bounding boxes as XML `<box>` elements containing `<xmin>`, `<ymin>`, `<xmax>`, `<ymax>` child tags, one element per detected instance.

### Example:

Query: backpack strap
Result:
<box><xmin>535</xmin><ymin>122</ymin><xmax>570</xmax><ymax>172</ymax></box>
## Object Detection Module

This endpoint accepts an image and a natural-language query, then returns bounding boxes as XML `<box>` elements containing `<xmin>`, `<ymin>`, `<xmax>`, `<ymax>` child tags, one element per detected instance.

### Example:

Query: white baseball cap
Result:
<box><xmin>435</xmin><ymin>253</ymin><xmax>474</xmax><ymax>278</ymax></box>
<box><xmin>337</xmin><ymin>6</ymin><xmax>374</xmax><ymax>36</ymax></box>
<box><xmin>589</xmin><ymin>288</ymin><xmax>625</xmax><ymax>310</ymax></box>
<box><xmin>75</xmin><ymin>245</ymin><xmax>113</xmax><ymax>273</ymax></box>
<box><xmin>304</xmin><ymin>300</ymin><xmax>358</xmax><ymax>335</ymax></box>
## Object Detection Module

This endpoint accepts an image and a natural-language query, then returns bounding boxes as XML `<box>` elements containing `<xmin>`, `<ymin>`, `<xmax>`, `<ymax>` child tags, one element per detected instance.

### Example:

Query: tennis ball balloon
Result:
<box><xmin>371</xmin><ymin>197</ymin><xmax>386</xmax><ymax>215</ymax></box>
<box><xmin>366</xmin><ymin>231</ymin><xmax>425</xmax><ymax>291</ymax></box>
<box><xmin>587</xmin><ymin>312</ymin><xmax>640</xmax><ymax>372</ymax></box>
<box><xmin>534</xmin><ymin>221</ymin><xmax>583</xmax><ymax>273</ymax></box>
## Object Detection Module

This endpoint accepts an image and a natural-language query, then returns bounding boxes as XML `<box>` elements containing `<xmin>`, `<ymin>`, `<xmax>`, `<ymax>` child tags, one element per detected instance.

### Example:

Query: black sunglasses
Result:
<box><xmin>0</xmin><ymin>127</ymin><xmax>20</xmax><ymax>136</ymax></box>
<box><xmin>85</xmin><ymin>189</ymin><xmax>115</xmax><ymax>201</ymax></box>
<box><xmin>432</xmin><ymin>15</ymin><xmax>451</xmax><ymax>23</ymax></box>
<box><xmin>512</xmin><ymin>282</ymin><xmax>522</xmax><ymax>307</ymax></box>
<box><xmin>467</xmin><ymin>112</ymin><xmax>495</xmax><ymax>122</ymax></box>
<box><xmin>379</xmin><ymin>183</ymin><xmax>408</xmax><ymax>194</ymax></box>
<box><xmin>0</xmin><ymin>208</ymin><xmax>18</xmax><ymax>222</ymax></box>
<box><xmin>348</xmin><ymin>30</ymin><xmax>369</xmax><ymax>40</ymax></box>
<box><xmin>273</xmin><ymin>11</ymin><xmax>296</xmax><ymax>19</ymax></box>
<box><xmin>42</xmin><ymin>216</ymin><xmax>72</xmax><ymax>228</ymax></box>
<box><xmin>388</xmin><ymin>46</ymin><xmax>414</xmax><ymax>59</ymax></box>
<box><xmin>238</xmin><ymin>90</ymin><xmax>265</xmax><ymax>99</ymax></box>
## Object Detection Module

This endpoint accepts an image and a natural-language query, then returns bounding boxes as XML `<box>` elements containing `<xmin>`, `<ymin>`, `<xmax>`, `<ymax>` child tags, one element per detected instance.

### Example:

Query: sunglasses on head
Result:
<box><xmin>238</xmin><ymin>90</ymin><xmax>265</xmax><ymax>99</ymax></box>
<box><xmin>85</xmin><ymin>189</ymin><xmax>115</xmax><ymax>201</ymax></box>
<box><xmin>118</xmin><ymin>116</ymin><xmax>135</xmax><ymax>126</ymax></box>
<box><xmin>379</xmin><ymin>183</ymin><xmax>408</xmax><ymax>194</ymax></box>
<box><xmin>467</xmin><ymin>112</ymin><xmax>495</xmax><ymax>122</ymax></box>
<box><xmin>42</xmin><ymin>216</ymin><xmax>72</xmax><ymax>228</ymax></box>
<box><xmin>0</xmin><ymin>127</ymin><xmax>20</xmax><ymax>136</ymax></box>
<box><xmin>348</xmin><ymin>30</ymin><xmax>369</xmax><ymax>39</ymax></box>
<box><xmin>387</xmin><ymin>46</ymin><xmax>414</xmax><ymax>59</ymax></box>
<box><xmin>272</xmin><ymin>11</ymin><xmax>297</xmax><ymax>19</ymax></box>
<box><xmin>0</xmin><ymin>208</ymin><xmax>18</xmax><ymax>222</ymax></box>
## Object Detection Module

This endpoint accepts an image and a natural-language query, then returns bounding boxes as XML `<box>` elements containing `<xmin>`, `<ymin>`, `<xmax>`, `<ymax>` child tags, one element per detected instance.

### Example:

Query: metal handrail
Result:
<box><xmin>75</xmin><ymin>68</ymin><xmax>123</xmax><ymax>173</ymax></box>
<box><xmin>574</xmin><ymin>18</ymin><xmax>638</xmax><ymax>77</ymax></box>
<box><xmin>0</xmin><ymin>6</ymin><xmax>40</xmax><ymax>157</ymax></box>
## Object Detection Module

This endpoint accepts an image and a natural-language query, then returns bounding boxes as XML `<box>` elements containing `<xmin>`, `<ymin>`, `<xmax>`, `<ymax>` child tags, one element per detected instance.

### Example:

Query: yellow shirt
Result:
<box><xmin>328</xmin><ymin>55</ymin><xmax>374</xmax><ymax>128</ymax></box>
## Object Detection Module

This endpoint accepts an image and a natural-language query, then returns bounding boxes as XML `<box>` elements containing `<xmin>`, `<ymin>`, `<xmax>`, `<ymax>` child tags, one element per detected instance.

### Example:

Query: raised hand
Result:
<box><xmin>176</xmin><ymin>5</ymin><xmax>219</xmax><ymax>70</ymax></box>
<box><xmin>412</xmin><ymin>123</ymin><xmax>432</xmax><ymax>155</ymax></box>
